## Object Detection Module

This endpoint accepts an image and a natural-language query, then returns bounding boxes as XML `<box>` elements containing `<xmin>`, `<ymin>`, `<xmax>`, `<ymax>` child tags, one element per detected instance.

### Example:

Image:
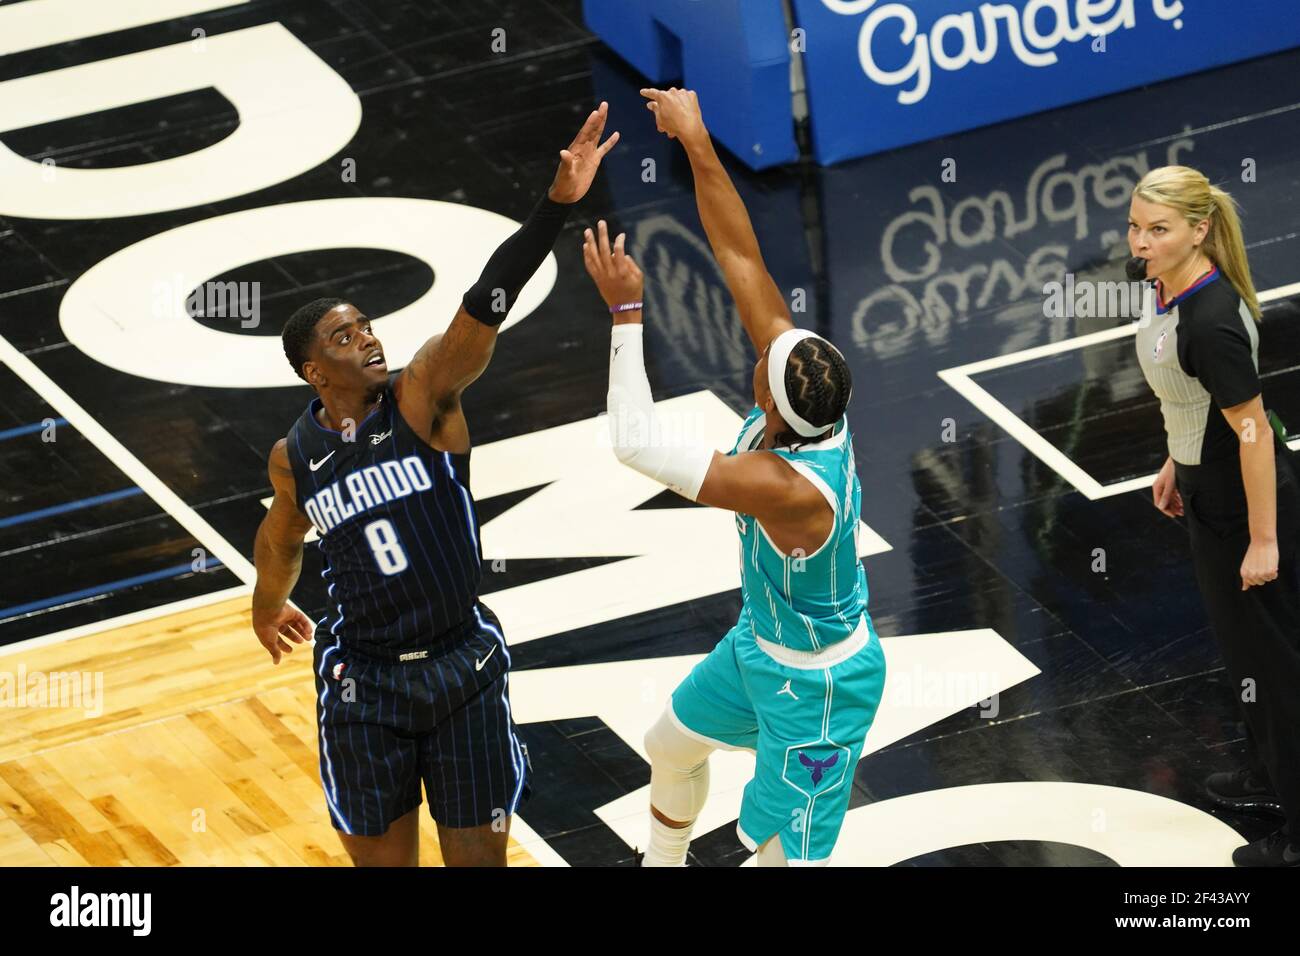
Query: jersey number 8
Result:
<box><xmin>364</xmin><ymin>518</ymin><xmax>409</xmax><ymax>575</ymax></box>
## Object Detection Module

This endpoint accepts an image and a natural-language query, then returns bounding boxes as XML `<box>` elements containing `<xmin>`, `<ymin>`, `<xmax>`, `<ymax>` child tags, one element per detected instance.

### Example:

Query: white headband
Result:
<box><xmin>767</xmin><ymin>327</ymin><xmax>847</xmax><ymax>439</ymax></box>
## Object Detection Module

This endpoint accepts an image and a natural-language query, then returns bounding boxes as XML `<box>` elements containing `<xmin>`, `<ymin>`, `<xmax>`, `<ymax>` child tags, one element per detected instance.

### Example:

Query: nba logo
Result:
<box><xmin>332</xmin><ymin>662</ymin><xmax>346</xmax><ymax>681</ymax></box>
<box><xmin>1153</xmin><ymin>329</ymin><xmax>1168</xmax><ymax>361</ymax></box>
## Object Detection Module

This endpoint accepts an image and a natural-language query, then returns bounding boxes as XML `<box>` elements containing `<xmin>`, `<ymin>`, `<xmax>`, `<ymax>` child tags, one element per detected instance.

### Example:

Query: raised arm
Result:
<box><xmin>251</xmin><ymin>439</ymin><xmax>317</xmax><ymax>664</ymax></box>
<box><xmin>397</xmin><ymin>102</ymin><xmax>620</xmax><ymax>434</ymax></box>
<box><xmin>582</xmin><ymin>221</ymin><xmax>824</xmax><ymax>539</ymax></box>
<box><xmin>641</xmin><ymin>87</ymin><xmax>793</xmax><ymax>356</ymax></box>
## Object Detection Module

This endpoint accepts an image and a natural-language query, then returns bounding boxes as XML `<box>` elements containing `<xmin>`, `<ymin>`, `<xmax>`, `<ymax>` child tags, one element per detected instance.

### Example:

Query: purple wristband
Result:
<box><xmin>609</xmin><ymin>301</ymin><xmax>643</xmax><ymax>314</ymax></box>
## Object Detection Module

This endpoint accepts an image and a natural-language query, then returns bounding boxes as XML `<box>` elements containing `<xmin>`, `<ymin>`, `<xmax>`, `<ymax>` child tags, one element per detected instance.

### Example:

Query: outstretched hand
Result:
<box><xmin>549</xmin><ymin>102</ymin><xmax>620</xmax><ymax>204</ymax></box>
<box><xmin>639</xmin><ymin>87</ymin><xmax>707</xmax><ymax>148</ymax></box>
<box><xmin>582</xmin><ymin>219</ymin><xmax>643</xmax><ymax>312</ymax></box>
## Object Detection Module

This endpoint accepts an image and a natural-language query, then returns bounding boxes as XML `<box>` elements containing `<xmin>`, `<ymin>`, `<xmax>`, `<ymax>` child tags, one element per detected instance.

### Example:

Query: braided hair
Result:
<box><xmin>772</xmin><ymin>337</ymin><xmax>852</xmax><ymax>449</ymax></box>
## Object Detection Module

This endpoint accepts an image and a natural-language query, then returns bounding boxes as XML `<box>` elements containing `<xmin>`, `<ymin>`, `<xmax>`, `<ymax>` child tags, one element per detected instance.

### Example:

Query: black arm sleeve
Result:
<box><xmin>462</xmin><ymin>192</ymin><xmax>571</xmax><ymax>326</ymax></box>
<box><xmin>1185</xmin><ymin>318</ymin><xmax>1260</xmax><ymax>409</ymax></box>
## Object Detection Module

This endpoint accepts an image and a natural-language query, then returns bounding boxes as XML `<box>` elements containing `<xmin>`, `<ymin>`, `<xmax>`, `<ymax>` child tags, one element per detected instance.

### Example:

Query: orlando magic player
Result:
<box><xmin>251</xmin><ymin>103</ymin><xmax>619</xmax><ymax>867</ymax></box>
<box><xmin>581</xmin><ymin>88</ymin><xmax>886</xmax><ymax>866</ymax></box>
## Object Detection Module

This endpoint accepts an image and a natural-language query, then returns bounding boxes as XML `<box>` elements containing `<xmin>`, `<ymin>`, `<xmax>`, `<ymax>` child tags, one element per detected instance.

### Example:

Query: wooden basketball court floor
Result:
<box><xmin>0</xmin><ymin>597</ymin><xmax>541</xmax><ymax>866</ymax></box>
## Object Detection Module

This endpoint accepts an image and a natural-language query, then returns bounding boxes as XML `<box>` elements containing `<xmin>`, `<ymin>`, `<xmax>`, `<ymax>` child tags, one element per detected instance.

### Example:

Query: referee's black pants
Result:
<box><xmin>1176</xmin><ymin>437</ymin><xmax>1300</xmax><ymax>838</ymax></box>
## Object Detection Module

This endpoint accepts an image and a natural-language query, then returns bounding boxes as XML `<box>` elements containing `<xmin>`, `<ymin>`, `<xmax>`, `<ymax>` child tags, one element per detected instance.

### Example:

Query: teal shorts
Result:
<box><xmin>670</xmin><ymin>610</ymin><xmax>887</xmax><ymax>865</ymax></box>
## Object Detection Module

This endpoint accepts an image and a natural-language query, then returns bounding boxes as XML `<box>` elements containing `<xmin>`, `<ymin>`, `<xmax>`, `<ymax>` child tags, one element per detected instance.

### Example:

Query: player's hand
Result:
<box><xmin>252</xmin><ymin>603</ymin><xmax>313</xmax><ymax>664</ymax></box>
<box><xmin>548</xmin><ymin>101</ymin><xmax>620</xmax><ymax>204</ymax></box>
<box><xmin>639</xmin><ymin>87</ymin><xmax>706</xmax><ymax>148</ymax></box>
<box><xmin>1241</xmin><ymin>538</ymin><xmax>1279</xmax><ymax>590</ymax></box>
<box><xmin>582</xmin><ymin>220</ymin><xmax>643</xmax><ymax>312</ymax></box>
<box><xmin>1151</xmin><ymin>456</ymin><xmax>1183</xmax><ymax>517</ymax></box>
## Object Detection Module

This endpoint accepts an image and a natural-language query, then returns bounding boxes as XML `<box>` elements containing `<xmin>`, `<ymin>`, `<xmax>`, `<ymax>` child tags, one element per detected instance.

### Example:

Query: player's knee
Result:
<box><xmin>643</xmin><ymin>712</ymin><xmax>676</xmax><ymax>766</ymax></box>
<box><xmin>343</xmin><ymin>840</ymin><xmax>417</xmax><ymax>867</ymax></box>
<box><xmin>437</xmin><ymin>821</ymin><xmax>508</xmax><ymax>867</ymax></box>
<box><xmin>353</xmin><ymin>850</ymin><xmax>416</xmax><ymax>867</ymax></box>
<box><xmin>644</xmin><ymin>710</ymin><xmax>708</xmax><ymax>771</ymax></box>
<box><xmin>339</xmin><ymin>807</ymin><xmax>420</xmax><ymax>866</ymax></box>
<box><xmin>644</xmin><ymin>723</ymin><xmax>664</xmax><ymax>764</ymax></box>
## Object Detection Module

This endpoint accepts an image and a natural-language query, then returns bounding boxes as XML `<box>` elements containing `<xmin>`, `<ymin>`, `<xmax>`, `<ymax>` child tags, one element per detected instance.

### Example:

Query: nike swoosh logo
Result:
<box><xmin>613</xmin><ymin>344</ymin><xmax>624</xmax><ymax>358</ymax></box>
<box><xmin>475</xmin><ymin>645</ymin><xmax>497</xmax><ymax>671</ymax></box>
<box><xmin>309</xmin><ymin>451</ymin><xmax>336</xmax><ymax>471</ymax></box>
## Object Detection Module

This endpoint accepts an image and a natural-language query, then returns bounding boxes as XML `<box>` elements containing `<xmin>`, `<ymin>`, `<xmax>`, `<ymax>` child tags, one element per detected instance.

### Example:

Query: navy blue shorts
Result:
<box><xmin>312</xmin><ymin>602</ymin><xmax>531</xmax><ymax>836</ymax></box>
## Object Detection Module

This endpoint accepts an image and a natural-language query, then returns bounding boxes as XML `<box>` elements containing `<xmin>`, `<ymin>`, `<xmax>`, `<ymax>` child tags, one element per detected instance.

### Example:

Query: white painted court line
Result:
<box><xmin>0</xmin><ymin>585</ymin><xmax>251</xmax><ymax>659</ymax></box>
<box><xmin>1259</xmin><ymin>279</ymin><xmax>1300</xmax><ymax>301</ymax></box>
<box><xmin>261</xmin><ymin>494</ymin><xmax>317</xmax><ymax>542</ymax></box>
<box><xmin>508</xmin><ymin>815</ymin><xmax>570</xmax><ymax>868</ymax></box>
<box><xmin>938</xmin><ymin>282</ymin><xmax>1300</xmax><ymax>500</ymax></box>
<box><xmin>0</xmin><ymin>332</ymin><xmax>259</xmax><ymax>649</ymax></box>
<box><xmin>0</xmin><ymin>0</ymin><xmax>249</xmax><ymax>58</ymax></box>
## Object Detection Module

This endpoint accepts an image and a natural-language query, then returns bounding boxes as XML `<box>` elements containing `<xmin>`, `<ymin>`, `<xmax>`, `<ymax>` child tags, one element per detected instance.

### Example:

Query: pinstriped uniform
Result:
<box><xmin>287</xmin><ymin>381</ymin><xmax>529</xmax><ymax>835</ymax></box>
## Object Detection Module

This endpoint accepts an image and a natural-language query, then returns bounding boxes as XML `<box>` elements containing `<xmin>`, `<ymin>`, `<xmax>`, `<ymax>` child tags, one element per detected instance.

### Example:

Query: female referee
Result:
<box><xmin>1131</xmin><ymin>165</ymin><xmax>1300</xmax><ymax>867</ymax></box>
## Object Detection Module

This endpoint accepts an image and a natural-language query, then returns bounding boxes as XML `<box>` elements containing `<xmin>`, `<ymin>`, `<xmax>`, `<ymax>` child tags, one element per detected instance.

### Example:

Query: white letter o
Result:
<box><xmin>825</xmin><ymin>782</ymin><xmax>1244</xmax><ymax>866</ymax></box>
<box><xmin>59</xmin><ymin>197</ymin><xmax>556</xmax><ymax>388</ymax></box>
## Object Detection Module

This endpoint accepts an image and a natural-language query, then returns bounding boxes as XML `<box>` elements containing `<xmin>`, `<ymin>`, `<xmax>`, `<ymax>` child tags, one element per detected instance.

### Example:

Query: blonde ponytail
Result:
<box><xmin>1133</xmin><ymin>167</ymin><xmax>1261</xmax><ymax>322</ymax></box>
<box><xmin>1204</xmin><ymin>185</ymin><xmax>1261</xmax><ymax>322</ymax></box>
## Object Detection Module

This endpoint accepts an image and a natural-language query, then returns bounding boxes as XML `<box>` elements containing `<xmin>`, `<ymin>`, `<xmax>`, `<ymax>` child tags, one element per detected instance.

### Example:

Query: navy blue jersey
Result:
<box><xmin>286</xmin><ymin>381</ymin><xmax>483</xmax><ymax>648</ymax></box>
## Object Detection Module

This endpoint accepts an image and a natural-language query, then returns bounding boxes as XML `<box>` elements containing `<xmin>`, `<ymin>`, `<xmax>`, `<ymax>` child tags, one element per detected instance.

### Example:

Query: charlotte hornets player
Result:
<box><xmin>581</xmin><ymin>88</ymin><xmax>886</xmax><ymax>866</ymax></box>
<box><xmin>251</xmin><ymin>103</ymin><xmax>619</xmax><ymax>867</ymax></box>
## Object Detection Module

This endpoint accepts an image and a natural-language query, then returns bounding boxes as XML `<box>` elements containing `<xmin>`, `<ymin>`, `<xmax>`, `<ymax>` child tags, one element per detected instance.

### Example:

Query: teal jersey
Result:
<box><xmin>728</xmin><ymin>405</ymin><xmax>870</xmax><ymax>651</ymax></box>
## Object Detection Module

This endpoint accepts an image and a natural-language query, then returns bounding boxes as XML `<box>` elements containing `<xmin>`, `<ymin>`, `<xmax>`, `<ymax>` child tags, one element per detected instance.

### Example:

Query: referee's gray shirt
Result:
<box><xmin>1136</xmin><ymin>268</ymin><xmax>1260</xmax><ymax>466</ymax></box>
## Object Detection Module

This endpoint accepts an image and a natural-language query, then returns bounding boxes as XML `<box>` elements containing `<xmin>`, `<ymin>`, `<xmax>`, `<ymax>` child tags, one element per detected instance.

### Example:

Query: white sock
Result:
<box><xmin>644</xmin><ymin>814</ymin><xmax>694</xmax><ymax>867</ymax></box>
<box><xmin>642</xmin><ymin>709</ymin><xmax>714</xmax><ymax>867</ymax></box>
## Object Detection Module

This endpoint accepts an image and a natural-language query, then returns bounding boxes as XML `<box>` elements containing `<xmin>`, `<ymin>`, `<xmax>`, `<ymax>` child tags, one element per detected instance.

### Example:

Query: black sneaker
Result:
<box><xmin>1205</xmin><ymin>769</ymin><xmax>1284</xmax><ymax>815</ymax></box>
<box><xmin>1232</xmin><ymin>828</ymin><xmax>1300</xmax><ymax>867</ymax></box>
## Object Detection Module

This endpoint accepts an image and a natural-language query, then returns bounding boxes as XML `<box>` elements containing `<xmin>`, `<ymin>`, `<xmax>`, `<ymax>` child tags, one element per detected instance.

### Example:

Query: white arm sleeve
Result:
<box><xmin>606</xmin><ymin>323</ymin><xmax>715</xmax><ymax>501</ymax></box>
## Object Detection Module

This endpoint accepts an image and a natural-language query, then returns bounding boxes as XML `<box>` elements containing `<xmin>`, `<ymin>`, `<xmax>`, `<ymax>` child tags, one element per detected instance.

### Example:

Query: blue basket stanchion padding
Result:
<box><xmin>582</xmin><ymin>0</ymin><xmax>799</xmax><ymax>170</ymax></box>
